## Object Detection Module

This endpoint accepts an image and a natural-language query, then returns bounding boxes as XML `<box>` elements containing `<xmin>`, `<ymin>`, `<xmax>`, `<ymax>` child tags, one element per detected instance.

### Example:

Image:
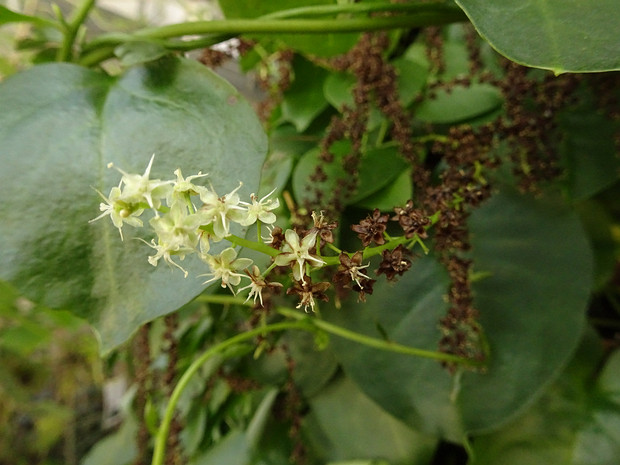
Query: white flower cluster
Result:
<box><xmin>90</xmin><ymin>155</ymin><xmax>279</xmax><ymax>290</ymax></box>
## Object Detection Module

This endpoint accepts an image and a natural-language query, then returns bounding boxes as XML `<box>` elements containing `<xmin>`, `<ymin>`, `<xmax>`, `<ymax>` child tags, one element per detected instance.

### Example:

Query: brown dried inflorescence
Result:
<box><xmin>376</xmin><ymin>244</ymin><xmax>412</xmax><ymax>281</ymax></box>
<box><xmin>286</xmin><ymin>276</ymin><xmax>331</xmax><ymax>313</ymax></box>
<box><xmin>392</xmin><ymin>200</ymin><xmax>431</xmax><ymax>239</ymax></box>
<box><xmin>307</xmin><ymin>211</ymin><xmax>338</xmax><ymax>249</ymax></box>
<box><xmin>351</xmin><ymin>208</ymin><xmax>389</xmax><ymax>247</ymax></box>
<box><xmin>333</xmin><ymin>251</ymin><xmax>376</xmax><ymax>302</ymax></box>
<box><xmin>496</xmin><ymin>61</ymin><xmax>581</xmax><ymax>191</ymax></box>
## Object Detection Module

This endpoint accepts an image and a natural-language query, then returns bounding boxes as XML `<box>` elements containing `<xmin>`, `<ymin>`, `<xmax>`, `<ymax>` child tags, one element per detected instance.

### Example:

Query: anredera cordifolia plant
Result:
<box><xmin>0</xmin><ymin>1</ymin><xmax>619</xmax><ymax>465</ymax></box>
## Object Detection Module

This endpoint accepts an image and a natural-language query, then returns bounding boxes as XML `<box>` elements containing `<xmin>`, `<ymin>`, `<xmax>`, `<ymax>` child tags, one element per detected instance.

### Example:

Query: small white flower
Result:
<box><xmin>143</xmin><ymin>238</ymin><xmax>193</xmax><ymax>277</ymax></box>
<box><xmin>274</xmin><ymin>229</ymin><xmax>325</xmax><ymax>281</ymax></box>
<box><xmin>111</xmin><ymin>154</ymin><xmax>172</xmax><ymax>210</ymax></box>
<box><xmin>167</xmin><ymin>168</ymin><xmax>209</xmax><ymax>205</ymax></box>
<box><xmin>198</xmin><ymin>182</ymin><xmax>247</xmax><ymax>239</ymax></box>
<box><xmin>238</xmin><ymin>189</ymin><xmax>280</xmax><ymax>226</ymax></box>
<box><xmin>89</xmin><ymin>185</ymin><xmax>144</xmax><ymax>240</ymax></box>
<box><xmin>150</xmin><ymin>203</ymin><xmax>202</xmax><ymax>248</ymax></box>
<box><xmin>199</xmin><ymin>247</ymin><xmax>253</xmax><ymax>292</ymax></box>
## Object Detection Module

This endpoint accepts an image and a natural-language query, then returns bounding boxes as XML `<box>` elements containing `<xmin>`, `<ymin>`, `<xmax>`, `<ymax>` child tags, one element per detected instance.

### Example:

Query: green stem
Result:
<box><xmin>319</xmin><ymin>235</ymin><xmax>413</xmax><ymax>267</ymax></box>
<box><xmin>57</xmin><ymin>0</ymin><xmax>96</xmax><ymax>62</ymax></box>
<box><xmin>96</xmin><ymin>14</ymin><xmax>463</xmax><ymax>45</ymax></box>
<box><xmin>262</xmin><ymin>2</ymin><xmax>461</xmax><ymax>20</ymax></box>
<box><xmin>151</xmin><ymin>320</ymin><xmax>313</xmax><ymax>465</ymax></box>
<box><xmin>79</xmin><ymin>4</ymin><xmax>466</xmax><ymax>65</ymax></box>
<box><xmin>225</xmin><ymin>233</ymin><xmax>280</xmax><ymax>257</ymax></box>
<box><xmin>194</xmin><ymin>293</ymin><xmax>246</xmax><ymax>305</ymax></box>
<box><xmin>277</xmin><ymin>307</ymin><xmax>483</xmax><ymax>367</ymax></box>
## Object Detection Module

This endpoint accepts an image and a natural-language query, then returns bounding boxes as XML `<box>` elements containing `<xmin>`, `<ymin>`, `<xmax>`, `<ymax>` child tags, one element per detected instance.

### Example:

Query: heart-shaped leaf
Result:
<box><xmin>0</xmin><ymin>58</ymin><xmax>267</xmax><ymax>354</ymax></box>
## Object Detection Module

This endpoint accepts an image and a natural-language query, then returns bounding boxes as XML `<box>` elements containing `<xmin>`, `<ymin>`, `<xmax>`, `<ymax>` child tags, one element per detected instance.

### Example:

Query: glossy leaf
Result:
<box><xmin>325</xmin><ymin>188</ymin><xmax>593</xmax><ymax>440</ymax></box>
<box><xmin>456</xmin><ymin>0</ymin><xmax>620</xmax><ymax>73</ymax></box>
<box><xmin>0</xmin><ymin>58</ymin><xmax>267</xmax><ymax>354</ymax></box>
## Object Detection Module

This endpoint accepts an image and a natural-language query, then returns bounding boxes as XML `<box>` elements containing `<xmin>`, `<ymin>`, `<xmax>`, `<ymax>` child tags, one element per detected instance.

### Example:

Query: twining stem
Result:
<box><xmin>151</xmin><ymin>320</ymin><xmax>313</xmax><ymax>465</ymax></box>
<box><xmin>57</xmin><ymin>0</ymin><xmax>96</xmax><ymax>62</ymax></box>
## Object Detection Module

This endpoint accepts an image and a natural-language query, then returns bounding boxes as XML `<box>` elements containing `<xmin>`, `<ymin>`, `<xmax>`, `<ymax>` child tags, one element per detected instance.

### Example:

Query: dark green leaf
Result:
<box><xmin>0</xmin><ymin>58</ymin><xmax>267</xmax><ymax>354</ymax></box>
<box><xmin>576</xmin><ymin>201</ymin><xmax>617</xmax><ymax>290</ymax></box>
<box><xmin>456</xmin><ymin>0</ymin><xmax>620</xmax><ymax>73</ymax></box>
<box><xmin>348</xmin><ymin>145</ymin><xmax>410</xmax><ymax>204</ymax></box>
<box><xmin>559</xmin><ymin>109</ymin><xmax>620</xmax><ymax>201</ymax></box>
<box><xmin>325</xmin><ymin>188</ymin><xmax>593</xmax><ymax>440</ymax></box>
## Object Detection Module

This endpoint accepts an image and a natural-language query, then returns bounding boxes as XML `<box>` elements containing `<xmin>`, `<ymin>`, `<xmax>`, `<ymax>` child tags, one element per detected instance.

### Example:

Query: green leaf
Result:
<box><xmin>354</xmin><ymin>168</ymin><xmax>412</xmax><ymax>211</ymax></box>
<box><xmin>323</xmin><ymin>58</ymin><xmax>427</xmax><ymax>111</ymax></box>
<box><xmin>303</xmin><ymin>375</ymin><xmax>438</xmax><ymax>464</ymax></box>
<box><xmin>0</xmin><ymin>58</ymin><xmax>267</xmax><ymax>354</ymax></box>
<box><xmin>559</xmin><ymin>108</ymin><xmax>620</xmax><ymax>201</ymax></box>
<box><xmin>349</xmin><ymin>145</ymin><xmax>410</xmax><ymax>204</ymax></box>
<box><xmin>325</xmin><ymin>188</ymin><xmax>593</xmax><ymax>440</ymax></box>
<box><xmin>0</xmin><ymin>5</ymin><xmax>56</xmax><ymax>28</ymax></box>
<box><xmin>456</xmin><ymin>0</ymin><xmax>620</xmax><ymax>73</ymax></box>
<box><xmin>114</xmin><ymin>41</ymin><xmax>169</xmax><ymax>66</ymax></box>
<box><xmin>292</xmin><ymin>144</ymin><xmax>348</xmax><ymax>207</ymax></box>
<box><xmin>81</xmin><ymin>415</ymin><xmax>138</xmax><ymax>465</ymax></box>
<box><xmin>415</xmin><ymin>84</ymin><xmax>502</xmax><ymax>124</ymax></box>
<box><xmin>576</xmin><ymin>201</ymin><xmax>617</xmax><ymax>290</ymax></box>
<box><xmin>281</xmin><ymin>56</ymin><xmax>329</xmax><ymax>132</ymax></box>
<box><xmin>192</xmin><ymin>430</ymin><xmax>250</xmax><ymax>465</ymax></box>
<box><xmin>285</xmin><ymin>330</ymin><xmax>339</xmax><ymax>397</ymax></box>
